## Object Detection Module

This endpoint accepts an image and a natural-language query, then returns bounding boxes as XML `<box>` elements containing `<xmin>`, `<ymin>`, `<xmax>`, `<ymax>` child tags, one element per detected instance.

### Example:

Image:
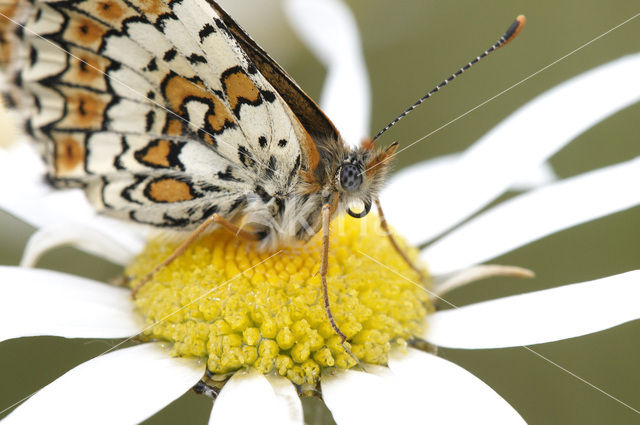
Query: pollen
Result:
<box><xmin>127</xmin><ymin>214</ymin><xmax>433</xmax><ymax>386</ymax></box>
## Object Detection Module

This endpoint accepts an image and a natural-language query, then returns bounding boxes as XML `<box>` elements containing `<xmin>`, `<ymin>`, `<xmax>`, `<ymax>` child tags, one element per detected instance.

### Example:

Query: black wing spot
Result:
<box><xmin>32</xmin><ymin>90</ymin><xmax>40</xmax><ymax>112</ymax></box>
<box><xmin>2</xmin><ymin>93</ymin><xmax>15</xmax><ymax>108</ymax></box>
<box><xmin>217</xmin><ymin>166</ymin><xmax>242</xmax><ymax>182</ymax></box>
<box><xmin>154</xmin><ymin>12</ymin><xmax>179</xmax><ymax>31</ymax></box>
<box><xmin>278</xmin><ymin>139</ymin><xmax>287</xmax><ymax>148</ymax></box>
<box><xmin>201</xmin><ymin>183</ymin><xmax>222</xmax><ymax>192</ymax></box>
<box><xmin>264</xmin><ymin>156</ymin><xmax>276</xmax><ymax>180</ymax></box>
<box><xmin>202</xmin><ymin>205</ymin><xmax>218</xmax><ymax>218</ymax></box>
<box><xmin>187</xmin><ymin>53</ymin><xmax>207</xmax><ymax>64</ymax></box>
<box><xmin>287</xmin><ymin>155</ymin><xmax>301</xmax><ymax>186</ymax></box>
<box><xmin>146</xmin><ymin>90</ymin><xmax>156</xmax><ymax>100</ymax></box>
<box><xmin>146</xmin><ymin>58</ymin><xmax>158</xmax><ymax>72</ymax></box>
<box><xmin>163</xmin><ymin>48</ymin><xmax>177</xmax><ymax>62</ymax></box>
<box><xmin>247</xmin><ymin>64</ymin><xmax>257</xmax><ymax>75</ymax></box>
<box><xmin>258</xmin><ymin>136</ymin><xmax>267</xmax><ymax>148</ymax></box>
<box><xmin>29</xmin><ymin>46</ymin><xmax>38</xmax><ymax>67</ymax></box>
<box><xmin>238</xmin><ymin>145</ymin><xmax>255</xmax><ymax>169</ymax></box>
<box><xmin>198</xmin><ymin>23</ymin><xmax>216</xmax><ymax>42</ymax></box>
<box><xmin>262</xmin><ymin>91</ymin><xmax>276</xmax><ymax>103</ymax></box>
<box><xmin>24</xmin><ymin>120</ymin><xmax>34</xmax><ymax>138</ymax></box>
<box><xmin>254</xmin><ymin>185</ymin><xmax>272</xmax><ymax>203</ymax></box>
<box><xmin>13</xmin><ymin>72</ymin><xmax>22</xmax><ymax>91</ymax></box>
<box><xmin>145</xmin><ymin>110</ymin><xmax>154</xmax><ymax>132</ymax></box>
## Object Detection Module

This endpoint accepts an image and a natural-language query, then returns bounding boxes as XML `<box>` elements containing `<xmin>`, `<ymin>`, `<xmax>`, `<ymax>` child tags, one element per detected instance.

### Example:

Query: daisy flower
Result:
<box><xmin>1</xmin><ymin>0</ymin><xmax>640</xmax><ymax>424</ymax></box>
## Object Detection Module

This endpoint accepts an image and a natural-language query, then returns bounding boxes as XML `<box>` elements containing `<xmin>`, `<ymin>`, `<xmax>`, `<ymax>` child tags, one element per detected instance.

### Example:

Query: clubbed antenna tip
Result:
<box><xmin>372</xmin><ymin>14</ymin><xmax>526</xmax><ymax>142</ymax></box>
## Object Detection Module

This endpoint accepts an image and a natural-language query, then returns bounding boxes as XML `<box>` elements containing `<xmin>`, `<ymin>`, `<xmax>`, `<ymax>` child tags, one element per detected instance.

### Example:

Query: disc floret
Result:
<box><xmin>127</xmin><ymin>215</ymin><xmax>432</xmax><ymax>385</ymax></box>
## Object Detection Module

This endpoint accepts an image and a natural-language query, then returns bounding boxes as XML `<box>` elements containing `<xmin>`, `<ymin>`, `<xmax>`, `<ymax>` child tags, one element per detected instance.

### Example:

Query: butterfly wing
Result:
<box><xmin>209</xmin><ymin>0</ymin><xmax>346</xmax><ymax>177</ymax></box>
<box><xmin>209</xmin><ymin>1</ymin><xmax>339</xmax><ymax>141</ymax></box>
<box><xmin>0</xmin><ymin>0</ymin><xmax>315</xmax><ymax>228</ymax></box>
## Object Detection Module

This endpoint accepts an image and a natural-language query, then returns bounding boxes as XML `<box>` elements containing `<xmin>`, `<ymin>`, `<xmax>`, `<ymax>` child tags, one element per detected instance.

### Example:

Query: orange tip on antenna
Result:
<box><xmin>503</xmin><ymin>15</ymin><xmax>526</xmax><ymax>45</ymax></box>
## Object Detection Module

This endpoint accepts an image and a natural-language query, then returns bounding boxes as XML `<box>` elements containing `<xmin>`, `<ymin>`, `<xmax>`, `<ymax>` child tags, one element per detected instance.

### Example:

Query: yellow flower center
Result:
<box><xmin>127</xmin><ymin>214</ymin><xmax>432</xmax><ymax>385</ymax></box>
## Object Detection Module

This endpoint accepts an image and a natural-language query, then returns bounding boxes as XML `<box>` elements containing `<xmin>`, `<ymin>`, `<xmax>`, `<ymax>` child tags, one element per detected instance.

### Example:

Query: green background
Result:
<box><xmin>1</xmin><ymin>0</ymin><xmax>639</xmax><ymax>423</ymax></box>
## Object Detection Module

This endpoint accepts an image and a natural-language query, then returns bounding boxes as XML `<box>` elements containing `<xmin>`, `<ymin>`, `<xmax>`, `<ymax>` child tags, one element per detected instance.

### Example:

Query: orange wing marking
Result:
<box><xmin>221</xmin><ymin>67</ymin><xmax>261</xmax><ymax>116</ymax></box>
<box><xmin>163</xmin><ymin>74</ymin><xmax>234</xmax><ymax>141</ymax></box>
<box><xmin>64</xmin><ymin>14</ymin><xmax>108</xmax><ymax>50</ymax></box>
<box><xmin>54</xmin><ymin>135</ymin><xmax>86</xmax><ymax>174</ymax></box>
<box><xmin>146</xmin><ymin>178</ymin><xmax>197</xmax><ymax>203</ymax></box>
<box><xmin>58</xmin><ymin>90</ymin><xmax>109</xmax><ymax>129</ymax></box>
<box><xmin>134</xmin><ymin>139</ymin><xmax>183</xmax><ymax>169</ymax></box>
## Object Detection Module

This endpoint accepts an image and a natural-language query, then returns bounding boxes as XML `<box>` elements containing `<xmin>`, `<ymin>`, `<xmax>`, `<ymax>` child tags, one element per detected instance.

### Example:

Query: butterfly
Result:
<box><xmin>0</xmin><ymin>0</ymin><xmax>523</xmax><ymax>341</ymax></box>
<box><xmin>0</xmin><ymin>0</ymin><xmax>404</xmax><ymax>341</ymax></box>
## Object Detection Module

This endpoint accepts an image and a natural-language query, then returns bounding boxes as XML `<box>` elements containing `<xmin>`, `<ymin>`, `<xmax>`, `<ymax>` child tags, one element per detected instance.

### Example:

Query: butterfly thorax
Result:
<box><xmin>245</xmin><ymin>139</ymin><xmax>398</xmax><ymax>250</ymax></box>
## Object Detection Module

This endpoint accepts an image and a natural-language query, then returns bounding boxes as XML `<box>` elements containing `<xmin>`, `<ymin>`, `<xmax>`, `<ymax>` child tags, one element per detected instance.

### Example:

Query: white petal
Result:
<box><xmin>265</xmin><ymin>374</ymin><xmax>305</xmax><ymax>424</ymax></box>
<box><xmin>0</xmin><ymin>143</ymin><xmax>147</xmax><ymax>264</ymax></box>
<box><xmin>322</xmin><ymin>366</ymin><xmax>403</xmax><ymax>424</ymax></box>
<box><xmin>510</xmin><ymin>161</ymin><xmax>557</xmax><ymax>191</ymax></box>
<box><xmin>0</xmin><ymin>142</ymin><xmax>51</xmax><ymax>224</ymax></box>
<box><xmin>21</xmin><ymin>224</ymin><xmax>139</xmax><ymax>268</ymax></box>
<box><xmin>0</xmin><ymin>266</ymin><xmax>140</xmax><ymax>342</ymax></box>
<box><xmin>388</xmin><ymin>349</ymin><xmax>525</xmax><ymax>424</ymax></box>
<box><xmin>425</xmin><ymin>270</ymin><xmax>640</xmax><ymax>349</ymax></box>
<box><xmin>209</xmin><ymin>370</ymin><xmax>303</xmax><ymax>425</ymax></box>
<box><xmin>285</xmin><ymin>0</ymin><xmax>370</xmax><ymax>146</ymax></box>
<box><xmin>382</xmin><ymin>53</ymin><xmax>640</xmax><ymax>245</ymax></box>
<box><xmin>382</xmin><ymin>154</ymin><xmax>557</xmax><ymax>238</ymax></box>
<box><xmin>322</xmin><ymin>352</ymin><xmax>524</xmax><ymax>424</ymax></box>
<box><xmin>423</xmin><ymin>157</ymin><xmax>640</xmax><ymax>275</ymax></box>
<box><xmin>434</xmin><ymin>265</ymin><xmax>535</xmax><ymax>296</ymax></box>
<box><xmin>39</xmin><ymin>190</ymin><xmax>148</xmax><ymax>262</ymax></box>
<box><xmin>2</xmin><ymin>343</ymin><xmax>204</xmax><ymax>425</ymax></box>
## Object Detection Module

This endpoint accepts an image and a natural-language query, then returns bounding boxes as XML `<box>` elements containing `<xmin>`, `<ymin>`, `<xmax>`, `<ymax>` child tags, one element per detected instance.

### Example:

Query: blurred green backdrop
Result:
<box><xmin>1</xmin><ymin>0</ymin><xmax>639</xmax><ymax>423</ymax></box>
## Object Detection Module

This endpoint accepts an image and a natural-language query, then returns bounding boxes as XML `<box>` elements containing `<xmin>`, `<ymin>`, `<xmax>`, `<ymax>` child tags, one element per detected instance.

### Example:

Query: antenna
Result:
<box><xmin>372</xmin><ymin>15</ymin><xmax>526</xmax><ymax>141</ymax></box>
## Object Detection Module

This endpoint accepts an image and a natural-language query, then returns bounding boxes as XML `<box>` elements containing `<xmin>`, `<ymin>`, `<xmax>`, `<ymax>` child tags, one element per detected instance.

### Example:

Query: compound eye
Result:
<box><xmin>340</xmin><ymin>164</ymin><xmax>362</xmax><ymax>192</ymax></box>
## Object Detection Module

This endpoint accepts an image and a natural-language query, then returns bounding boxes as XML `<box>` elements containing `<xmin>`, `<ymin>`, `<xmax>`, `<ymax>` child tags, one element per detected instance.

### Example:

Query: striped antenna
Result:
<box><xmin>372</xmin><ymin>15</ymin><xmax>526</xmax><ymax>141</ymax></box>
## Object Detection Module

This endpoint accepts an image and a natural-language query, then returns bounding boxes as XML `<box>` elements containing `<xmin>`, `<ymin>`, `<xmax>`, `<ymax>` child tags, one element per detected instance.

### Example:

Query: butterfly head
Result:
<box><xmin>335</xmin><ymin>141</ymin><xmax>399</xmax><ymax>218</ymax></box>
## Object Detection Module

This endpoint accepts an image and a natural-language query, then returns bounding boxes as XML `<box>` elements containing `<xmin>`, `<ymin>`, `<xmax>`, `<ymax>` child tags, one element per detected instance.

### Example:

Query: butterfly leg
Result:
<box><xmin>321</xmin><ymin>203</ymin><xmax>348</xmax><ymax>343</ymax></box>
<box><xmin>374</xmin><ymin>198</ymin><xmax>427</xmax><ymax>282</ymax></box>
<box><xmin>212</xmin><ymin>213</ymin><xmax>263</xmax><ymax>241</ymax></box>
<box><xmin>131</xmin><ymin>213</ymin><xmax>263</xmax><ymax>298</ymax></box>
<box><xmin>131</xmin><ymin>213</ymin><xmax>217</xmax><ymax>298</ymax></box>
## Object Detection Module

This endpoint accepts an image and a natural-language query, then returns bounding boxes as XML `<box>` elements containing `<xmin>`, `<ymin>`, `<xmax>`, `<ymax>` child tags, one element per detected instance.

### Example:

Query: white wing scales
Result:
<box><xmin>0</xmin><ymin>0</ymin><xmax>307</xmax><ymax>230</ymax></box>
